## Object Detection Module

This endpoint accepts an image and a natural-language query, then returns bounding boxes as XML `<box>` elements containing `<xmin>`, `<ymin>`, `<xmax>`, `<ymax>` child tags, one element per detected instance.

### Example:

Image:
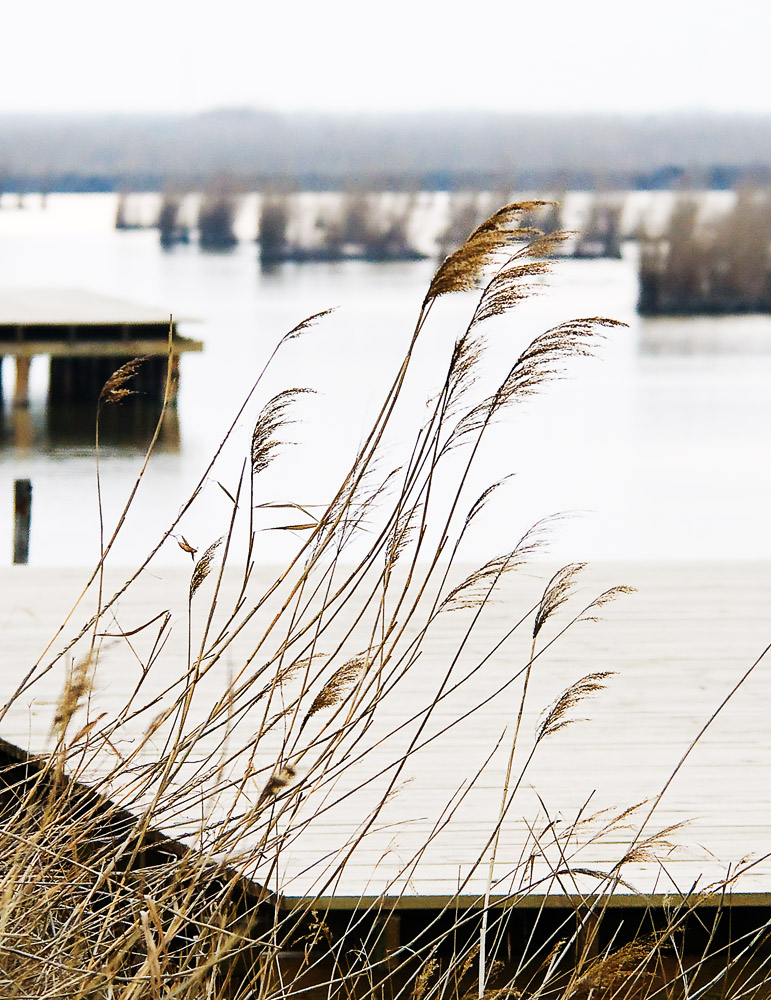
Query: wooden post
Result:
<box><xmin>13</xmin><ymin>407</ymin><xmax>32</xmax><ymax>449</ymax></box>
<box><xmin>13</xmin><ymin>479</ymin><xmax>32</xmax><ymax>564</ymax></box>
<box><xmin>14</xmin><ymin>356</ymin><xmax>31</xmax><ymax>408</ymax></box>
<box><xmin>575</xmin><ymin>908</ymin><xmax>600</xmax><ymax>972</ymax></box>
<box><xmin>373</xmin><ymin>905</ymin><xmax>401</xmax><ymax>988</ymax></box>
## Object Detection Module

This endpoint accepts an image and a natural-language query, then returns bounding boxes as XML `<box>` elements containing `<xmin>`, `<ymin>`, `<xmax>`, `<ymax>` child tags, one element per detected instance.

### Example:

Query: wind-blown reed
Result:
<box><xmin>1</xmin><ymin>202</ymin><xmax>768</xmax><ymax>1000</ymax></box>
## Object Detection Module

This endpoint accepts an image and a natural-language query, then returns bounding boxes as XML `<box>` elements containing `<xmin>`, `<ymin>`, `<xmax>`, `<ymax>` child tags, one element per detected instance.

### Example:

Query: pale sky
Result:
<box><xmin>2</xmin><ymin>0</ymin><xmax>770</xmax><ymax>116</ymax></box>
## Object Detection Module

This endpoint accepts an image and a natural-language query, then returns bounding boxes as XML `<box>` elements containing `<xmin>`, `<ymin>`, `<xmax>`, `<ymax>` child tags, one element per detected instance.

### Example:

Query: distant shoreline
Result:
<box><xmin>2</xmin><ymin>109</ymin><xmax>771</xmax><ymax>193</ymax></box>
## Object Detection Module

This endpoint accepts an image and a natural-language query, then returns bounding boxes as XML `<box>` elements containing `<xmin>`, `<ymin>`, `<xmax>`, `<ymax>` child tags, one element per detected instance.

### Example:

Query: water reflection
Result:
<box><xmin>3</xmin><ymin>194</ymin><xmax>771</xmax><ymax>563</ymax></box>
<box><xmin>639</xmin><ymin>315</ymin><xmax>771</xmax><ymax>354</ymax></box>
<box><xmin>2</xmin><ymin>399</ymin><xmax>180</xmax><ymax>452</ymax></box>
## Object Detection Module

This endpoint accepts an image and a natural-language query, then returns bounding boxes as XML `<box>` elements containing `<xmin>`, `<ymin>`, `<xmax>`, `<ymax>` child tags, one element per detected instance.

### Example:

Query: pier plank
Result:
<box><xmin>0</xmin><ymin>561</ymin><xmax>769</xmax><ymax>903</ymax></box>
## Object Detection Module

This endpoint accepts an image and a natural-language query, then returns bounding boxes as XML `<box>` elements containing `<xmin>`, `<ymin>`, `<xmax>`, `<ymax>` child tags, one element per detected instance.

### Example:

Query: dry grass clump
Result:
<box><xmin>1</xmin><ymin>202</ymin><xmax>769</xmax><ymax>1000</ymax></box>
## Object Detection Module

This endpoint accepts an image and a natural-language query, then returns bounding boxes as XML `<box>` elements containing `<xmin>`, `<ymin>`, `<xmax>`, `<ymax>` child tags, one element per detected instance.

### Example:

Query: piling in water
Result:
<box><xmin>13</xmin><ymin>479</ymin><xmax>31</xmax><ymax>565</ymax></box>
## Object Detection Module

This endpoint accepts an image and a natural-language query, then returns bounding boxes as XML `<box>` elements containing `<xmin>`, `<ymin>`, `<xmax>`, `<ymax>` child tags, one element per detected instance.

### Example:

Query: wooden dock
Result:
<box><xmin>0</xmin><ymin>561</ymin><xmax>769</xmax><ymax>908</ymax></box>
<box><xmin>0</xmin><ymin>288</ymin><xmax>202</xmax><ymax>407</ymax></box>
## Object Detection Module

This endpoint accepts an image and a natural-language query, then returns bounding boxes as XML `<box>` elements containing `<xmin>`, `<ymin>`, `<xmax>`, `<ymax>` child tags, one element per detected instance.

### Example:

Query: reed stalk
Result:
<box><xmin>0</xmin><ymin>203</ymin><xmax>767</xmax><ymax>1000</ymax></box>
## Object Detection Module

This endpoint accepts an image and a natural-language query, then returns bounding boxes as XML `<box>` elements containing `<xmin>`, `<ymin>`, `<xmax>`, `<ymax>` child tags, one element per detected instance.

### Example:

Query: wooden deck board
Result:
<box><xmin>0</xmin><ymin>287</ymin><xmax>189</xmax><ymax>327</ymax></box>
<box><xmin>1</xmin><ymin>561</ymin><xmax>769</xmax><ymax>903</ymax></box>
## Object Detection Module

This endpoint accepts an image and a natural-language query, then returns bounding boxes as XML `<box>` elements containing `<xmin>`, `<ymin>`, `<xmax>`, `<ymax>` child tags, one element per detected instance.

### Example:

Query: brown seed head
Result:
<box><xmin>98</xmin><ymin>357</ymin><xmax>147</xmax><ymax>407</ymax></box>
<box><xmin>189</xmin><ymin>537</ymin><xmax>223</xmax><ymax>600</ymax></box>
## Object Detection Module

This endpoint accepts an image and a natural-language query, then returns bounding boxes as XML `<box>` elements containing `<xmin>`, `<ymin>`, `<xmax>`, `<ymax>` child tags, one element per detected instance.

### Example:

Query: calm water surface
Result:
<box><xmin>1</xmin><ymin>193</ymin><xmax>771</xmax><ymax>566</ymax></box>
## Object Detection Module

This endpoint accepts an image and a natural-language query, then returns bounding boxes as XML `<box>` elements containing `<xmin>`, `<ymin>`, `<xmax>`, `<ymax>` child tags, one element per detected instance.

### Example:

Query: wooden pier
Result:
<box><xmin>2</xmin><ymin>560</ymin><xmax>771</xmax><ymax>987</ymax></box>
<box><xmin>0</xmin><ymin>288</ymin><xmax>202</xmax><ymax>409</ymax></box>
<box><xmin>1</xmin><ymin>561</ymin><xmax>769</xmax><ymax>907</ymax></box>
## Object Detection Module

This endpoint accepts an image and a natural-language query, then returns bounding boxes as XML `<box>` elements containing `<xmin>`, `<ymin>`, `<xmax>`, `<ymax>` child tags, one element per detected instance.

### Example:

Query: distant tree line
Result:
<box><xmin>639</xmin><ymin>189</ymin><xmax>771</xmax><ymax>314</ymax></box>
<box><xmin>5</xmin><ymin>165</ymin><xmax>771</xmax><ymax>196</ymax></box>
<box><xmin>4</xmin><ymin>110</ymin><xmax>771</xmax><ymax>193</ymax></box>
<box><xmin>112</xmin><ymin>186</ymin><xmax>636</xmax><ymax>265</ymax></box>
<box><xmin>258</xmin><ymin>191</ymin><xmax>425</xmax><ymax>264</ymax></box>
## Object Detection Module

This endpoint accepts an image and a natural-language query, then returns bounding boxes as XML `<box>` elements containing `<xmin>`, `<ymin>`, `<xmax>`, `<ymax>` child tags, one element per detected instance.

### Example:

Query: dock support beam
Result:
<box><xmin>576</xmin><ymin>908</ymin><xmax>600</xmax><ymax>972</ymax></box>
<box><xmin>373</xmin><ymin>906</ymin><xmax>401</xmax><ymax>983</ymax></box>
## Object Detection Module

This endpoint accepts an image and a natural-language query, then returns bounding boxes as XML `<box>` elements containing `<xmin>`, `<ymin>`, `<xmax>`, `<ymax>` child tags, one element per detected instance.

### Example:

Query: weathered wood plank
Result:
<box><xmin>0</xmin><ymin>561</ymin><xmax>769</xmax><ymax>902</ymax></box>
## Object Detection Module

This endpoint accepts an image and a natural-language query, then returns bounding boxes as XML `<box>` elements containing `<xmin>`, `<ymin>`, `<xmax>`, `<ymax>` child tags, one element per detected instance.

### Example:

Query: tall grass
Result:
<box><xmin>2</xmin><ymin>203</ymin><xmax>770</xmax><ymax>999</ymax></box>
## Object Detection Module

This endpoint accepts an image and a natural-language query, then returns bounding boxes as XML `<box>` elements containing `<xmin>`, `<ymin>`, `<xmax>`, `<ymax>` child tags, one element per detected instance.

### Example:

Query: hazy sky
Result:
<box><xmin>3</xmin><ymin>0</ymin><xmax>770</xmax><ymax>116</ymax></box>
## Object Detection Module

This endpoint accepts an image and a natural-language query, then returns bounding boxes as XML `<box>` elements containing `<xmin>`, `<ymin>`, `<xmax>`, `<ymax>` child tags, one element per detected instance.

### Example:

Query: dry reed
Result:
<box><xmin>0</xmin><ymin>202</ymin><xmax>768</xmax><ymax>1000</ymax></box>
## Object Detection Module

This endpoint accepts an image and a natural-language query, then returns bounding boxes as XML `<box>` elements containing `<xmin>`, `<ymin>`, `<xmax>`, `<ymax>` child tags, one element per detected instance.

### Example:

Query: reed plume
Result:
<box><xmin>261</xmin><ymin>764</ymin><xmax>297</xmax><ymax>799</ymax></box>
<box><xmin>3</xmin><ymin>198</ymin><xmax>762</xmax><ymax>1000</ymax></box>
<box><xmin>305</xmin><ymin>654</ymin><xmax>367</xmax><ymax>720</ymax></box>
<box><xmin>444</xmin><ymin>318</ymin><xmax>623</xmax><ymax>454</ymax></box>
<box><xmin>281</xmin><ymin>307</ymin><xmax>335</xmax><ymax>344</ymax></box>
<box><xmin>251</xmin><ymin>388</ymin><xmax>314</xmax><ymax>477</ymax></box>
<box><xmin>189</xmin><ymin>537</ymin><xmax>223</xmax><ymax>600</ymax></box>
<box><xmin>579</xmin><ymin>584</ymin><xmax>637</xmax><ymax>622</ymax></box>
<box><xmin>536</xmin><ymin>671</ymin><xmax>615</xmax><ymax>741</ymax></box>
<box><xmin>98</xmin><ymin>356</ymin><xmax>147</xmax><ymax>407</ymax></box>
<box><xmin>52</xmin><ymin>651</ymin><xmax>94</xmax><ymax>740</ymax></box>
<box><xmin>425</xmin><ymin>201</ymin><xmax>549</xmax><ymax>302</ymax></box>
<box><xmin>533</xmin><ymin>563</ymin><xmax>586</xmax><ymax>640</ymax></box>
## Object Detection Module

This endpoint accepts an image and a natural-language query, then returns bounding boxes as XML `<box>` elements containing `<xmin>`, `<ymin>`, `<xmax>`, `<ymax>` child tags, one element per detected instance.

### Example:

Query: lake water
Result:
<box><xmin>1</xmin><ymin>192</ymin><xmax>771</xmax><ymax>567</ymax></box>
<box><xmin>3</xmin><ymin>196</ymin><xmax>771</xmax><ymax>902</ymax></box>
